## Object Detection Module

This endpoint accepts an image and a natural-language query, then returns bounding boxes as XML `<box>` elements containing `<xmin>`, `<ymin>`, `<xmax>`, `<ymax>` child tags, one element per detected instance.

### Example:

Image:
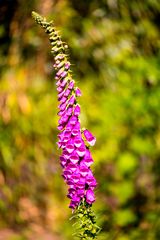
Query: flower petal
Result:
<box><xmin>86</xmin><ymin>189</ymin><xmax>95</xmax><ymax>204</ymax></box>
<box><xmin>83</xmin><ymin>129</ymin><xmax>96</xmax><ymax>146</ymax></box>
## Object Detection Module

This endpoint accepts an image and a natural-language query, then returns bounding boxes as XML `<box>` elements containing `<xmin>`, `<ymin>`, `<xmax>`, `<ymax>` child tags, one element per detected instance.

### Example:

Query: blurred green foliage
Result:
<box><xmin>0</xmin><ymin>0</ymin><xmax>160</xmax><ymax>239</ymax></box>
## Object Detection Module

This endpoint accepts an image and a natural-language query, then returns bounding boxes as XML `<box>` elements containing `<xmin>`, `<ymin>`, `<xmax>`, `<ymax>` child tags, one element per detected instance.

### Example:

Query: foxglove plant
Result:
<box><xmin>32</xmin><ymin>11</ymin><xmax>100</xmax><ymax>239</ymax></box>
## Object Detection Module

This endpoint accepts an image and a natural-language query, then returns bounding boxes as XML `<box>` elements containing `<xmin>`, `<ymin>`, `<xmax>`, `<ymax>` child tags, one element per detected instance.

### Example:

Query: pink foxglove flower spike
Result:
<box><xmin>32</xmin><ymin>11</ymin><xmax>101</xmax><ymax>239</ymax></box>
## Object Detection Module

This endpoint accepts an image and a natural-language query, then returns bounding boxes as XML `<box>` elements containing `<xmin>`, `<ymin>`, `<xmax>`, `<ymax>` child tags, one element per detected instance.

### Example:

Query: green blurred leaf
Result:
<box><xmin>114</xmin><ymin>209</ymin><xmax>136</xmax><ymax>226</ymax></box>
<box><xmin>117</xmin><ymin>153</ymin><xmax>138</xmax><ymax>175</ymax></box>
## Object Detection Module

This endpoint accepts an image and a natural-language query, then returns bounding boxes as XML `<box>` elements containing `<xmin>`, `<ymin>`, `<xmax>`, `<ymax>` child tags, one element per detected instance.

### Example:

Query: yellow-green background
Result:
<box><xmin>0</xmin><ymin>0</ymin><xmax>160</xmax><ymax>239</ymax></box>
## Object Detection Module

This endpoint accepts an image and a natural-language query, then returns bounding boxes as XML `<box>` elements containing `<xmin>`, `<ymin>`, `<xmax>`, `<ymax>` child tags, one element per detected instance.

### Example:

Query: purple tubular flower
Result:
<box><xmin>74</xmin><ymin>104</ymin><xmax>81</xmax><ymax>116</ymax></box>
<box><xmin>60</xmin><ymin>71</ymin><xmax>67</xmax><ymax>78</ymax></box>
<box><xmin>83</xmin><ymin>149</ymin><xmax>93</xmax><ymax>167</ymax></box>
<box><xmin>75</xmin><ymin>87</ymin><xmax>82</xmax><ymax>97</ymax></box>
<box><xmin>58</xmin><ymin>90</ymin><xmax>65</xmax><ymax>99</ymax></box>
<box><xmin>72</xmin><ymin>124</ymin><xmax>80</xmax><ymax>136</ymax></box>
<box><xmin>52</xmin><ymin>49</ymin><xmax>97</xmax><ymax>210</ymax></box>
<box><xmin>74</xmin><ymin>137</ymin><xmax>82</xmax><ymax>148</ymax></box>
<box><xmin>67</xmin><ymin>188</ymin><xmax>76</xmax><ymax>199</ymax></box>
<box><xmin>64</xmin><ymin>88</ymin><xmax>71</xmax><ymax>97</ymax></box>
<box><xmin>77</xmin><ymin>177</ymin><xmax>85</xmax><ymax>189</ymax></box>
<box><xmin>60</xmin><ymin>156</ymin><xmax>67</xmax><ymax>168</ymax></box>
<box><xmin>68</xmin><ymin>95</ymin><xmax>76</xmax><ymax>105</ymax></box>
<box><xmin>72</xmin><ymin>171</ymin><xmax>81</xmax><ymax>183</ymax></box>
<box><xmin>77</xmin><ymin>189</ymin><xmax>85</xmax><ymax>198</ymax></box>
<box><xmin>86</xmin><ymin>189</ymin><xmax>95</xmax><ymax>204</ymax></box>
<box><xmin>57</xmin><ymin>86</ymin><xmax>63</xmax><ymax>93</ymax></box>
<box><xmin>67</xmin><ymin>163</ymin><xmax>77</xmax><ymax>172</ymax></box>
<box><xmin>70</xmin><ymin>151</ymin><xmax>79</xmax><ymax>164</ymax></box>
<box><xmin>67</xmin><ymin>180</ymin><xmax>75</xmax><ymax>188</ymax></box>
<box><xmin>79</xmin><ymin>162</ymin><xmax>89</xmax><ymax>177</ymax></box>
<box><xmin>76</xmin><ymin>144</ymin><xmax>86</xmax><ymax>157</ymax></box>
<box><xmin>69</xmin><ymin>195</ymin><xmax>80</xmax><ymax>209</ymax></box>
<box><xmin>60</xmin><ymin>96</ymin><xmax>67</xmax><ymax>104</ymax></box>
<box><xmin>83</xmin><ymin>129</ymin><xmax>96</xmax><ymax>146</ymax></box>
<box><xmin>69</xmin><ymin>116</ymin><xmax>78</xmax><ymax>125</ymax></box>
<box><xmin>65</xmin><ymin>62</ymin><xmax>71</xmax><ymax>70</ymax></box>
<box><xmin>68</xmin><ymin>80</ymin><xmax>75</xmax><ymax>90</ymax></box>
<box><xmin>60</xmin><ymin>79</ymin><xmax>67</xmax><ymax>87</ymax></box>
<box><xmin>57</xmin><ymin>61</ymin><xmax>64</xmax><ymax>69</ymax></box>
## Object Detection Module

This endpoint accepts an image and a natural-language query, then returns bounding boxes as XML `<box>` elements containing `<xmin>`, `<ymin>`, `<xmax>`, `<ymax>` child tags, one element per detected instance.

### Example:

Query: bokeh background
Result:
<box><xmin>0</xmin><ymin>0</ymin><xmax>160</xmax><ymax>239</ymax></box>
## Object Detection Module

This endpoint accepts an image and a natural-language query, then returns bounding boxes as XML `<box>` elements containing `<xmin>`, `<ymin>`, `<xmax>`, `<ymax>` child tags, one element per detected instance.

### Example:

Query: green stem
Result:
<box><xmin>72</xmin><ymin>200</ymin><xmax>101</xmax><ymax>239</ymax></box>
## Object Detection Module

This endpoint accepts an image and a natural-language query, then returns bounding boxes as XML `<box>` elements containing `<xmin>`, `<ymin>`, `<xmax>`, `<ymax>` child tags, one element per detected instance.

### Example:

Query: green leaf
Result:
<box><xmin>117</xmin><ymin>152</ymin><xmax>138</xmax><ymax>175</ymax></box>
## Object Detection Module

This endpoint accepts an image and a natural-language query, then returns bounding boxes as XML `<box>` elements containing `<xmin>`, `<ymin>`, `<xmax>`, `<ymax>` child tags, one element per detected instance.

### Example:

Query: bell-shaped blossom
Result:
<box><xmin>83</xmin><ymin>129</ymin><xmax>96</xmax><ymax>146</ymax></box>
<box><xmin>86</xmin><ymin>189</ymin><xmax>95</xmax><ymax>204</ymax></box>
<box><xmin>75</xmin><ymin>87</ymin><xmax>81</xmax><ymax>97</ymax></box>
<box><xmin>53</xmin><ymin>52</ymin><xmax>97</xmax><ymax>209</ymax></box>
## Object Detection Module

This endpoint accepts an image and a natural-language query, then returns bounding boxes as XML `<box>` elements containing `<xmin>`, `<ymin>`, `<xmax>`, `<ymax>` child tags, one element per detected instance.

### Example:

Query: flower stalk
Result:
<box><xmin>32</xmin><ymin>11</ymin><xmax>100</xmax><ymax>239</ymax></box>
